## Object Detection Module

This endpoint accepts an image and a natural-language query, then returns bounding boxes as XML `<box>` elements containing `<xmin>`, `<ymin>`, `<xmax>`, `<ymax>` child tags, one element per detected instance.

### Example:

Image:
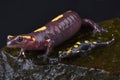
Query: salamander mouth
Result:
<box><xmin>6</xmin><ymin>44</ymin><xmax>17</xmax><ymax>48</ymax></box>
<box><xmin>7</xmin><ymin>41</ymin><xmax>17</xmax><ymax>48</ymax></box>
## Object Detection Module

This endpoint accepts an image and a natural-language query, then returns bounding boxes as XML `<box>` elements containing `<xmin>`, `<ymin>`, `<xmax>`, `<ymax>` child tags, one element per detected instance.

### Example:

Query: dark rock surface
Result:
<box><xmin>0</xmin><ymin>51</ymin><xmax>116</xmax><ymax>80</ymax></box>
<box><xmin>0</xmin><ymin>18</ymin><xmax>120</xmax><ymax>80</ymax></box>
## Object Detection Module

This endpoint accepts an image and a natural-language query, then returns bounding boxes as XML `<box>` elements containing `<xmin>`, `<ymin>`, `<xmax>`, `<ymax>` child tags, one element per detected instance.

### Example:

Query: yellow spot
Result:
<box><xmin>34</xmin><ymin>26</ymin><xmax>47</xmax><ymax>32</ymax></box>
<box><xmin>98</xmin><ymin>37</ymin><xmax>101</xmax><ymax>39</ymax></box>
<box><xmin>59</xmin><ymin>51</ymin><xmax>62</xmax><ymax>54</ymax></box>
<box><xmin>32</xmin><ymin>37</ymin><xmax>36</xmax><ymax>41</ymax></box>
<box><xmin>67</xmin><ymin>49</ymin><xmax>72</xmax><ymax>54</ymax></box>
<box><xmin>74</xmin><ymin>45</ymin><xmax>78</xmax><ymax>48</ymax></box>
<box><xmin>93</xmin><ymin>41</ymin><xmax>97</xmax><ymax>44</ymax></box>
<box><xmin>112</xmin><ymin>38</ymin><xmax>115</xmax><ymax>41</ymax></box>
<box><xmin>67</xmin><ymin>10</ymin><xmax>72</xmax><ymax>12</ymax></box>
<box><xmin>76</xmin><ymin>50</ymin><xmax>80</xmax><ymax>53</ymax></box>
<box><xmin>106</xmin><ymin>42</ymin><xmax>109</xmax><ymax>44</ymax></box>
<box><xmin>59</xmin><ymin>26</ymin><xmax>62</xmax><ymax>29</ymax></box>
<box><xmin>22</xmin><ymin>52</ymin><xmax>25</xmax><ymax>55</ymax></box>
<box><xmin>76</xmin><ymin>42</ymin><xmax>81</xmax><ymax>45</ymax></box>
<box><xmin>51</xmin><ymin>14</ymin><xmax>63</xmax><ymax>22</ymax></box>
<box><xmin>8</xmin><ymin>35</ymin><xmax>14</xmax><ymax>37</ymax></box>
<box><xmin>22</xmin><ymin>36</ymin><xmax>31</xmax><ymax>39</ymax></box>
<box><xmin>84</xmin><ymin>40</ymin><xmax>89</xmax><ymax>43</ymax></box>
<box><xmin>7</xmin><ymin>35</ymin><xmax>14</xmax><ymax>39</ymax></box>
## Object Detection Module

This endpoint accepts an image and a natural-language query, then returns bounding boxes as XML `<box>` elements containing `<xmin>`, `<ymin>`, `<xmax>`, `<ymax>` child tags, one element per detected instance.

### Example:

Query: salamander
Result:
<box><xmin>6</xmin><ymin>10</ymin><xmax>107</xmax><ymax>60</ymax></box>
<box><xmin>58</xmin><ymin>36</ymin><xmax>115</xmax><ymax>60</ymax></box>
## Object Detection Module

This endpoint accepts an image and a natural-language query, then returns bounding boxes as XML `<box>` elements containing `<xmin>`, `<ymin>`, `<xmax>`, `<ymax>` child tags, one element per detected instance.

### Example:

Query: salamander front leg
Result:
<box><xmin>82</xmin><ymin>19</ymin><xmax>108</xmax><ymax>34</ymax></box>
<box><xmin>59</xmin><ymin>37</ymin><xmax>115</xmax><ymax>59</ymax></box>
<box><xmin>40</xmin><ymin>39</ymin><xmax>54</xmax><ymax>62</ymax></box>
<box><xmin>18</xmin><ymin>48</ymin><xmax>26</xmax><ymax>59</ymax></box>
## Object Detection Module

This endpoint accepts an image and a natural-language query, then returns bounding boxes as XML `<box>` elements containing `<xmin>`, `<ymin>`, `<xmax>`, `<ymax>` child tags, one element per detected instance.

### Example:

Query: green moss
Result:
<box><xmin>2</xmin><ymin>18</ymin><xmax>120</xmax><ymax>73</ymax></box>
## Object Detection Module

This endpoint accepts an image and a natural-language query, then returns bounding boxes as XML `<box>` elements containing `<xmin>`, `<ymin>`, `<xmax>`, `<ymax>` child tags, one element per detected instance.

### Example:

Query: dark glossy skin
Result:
<box><xmin>6</xmin><ymin>10</ymin><xmax>106</xmax><ymax>60</ymax></box>
<box><xmin>58</xmin><ymin>36</ymin><xmax>115</xmax><ymax>59</ymax></box>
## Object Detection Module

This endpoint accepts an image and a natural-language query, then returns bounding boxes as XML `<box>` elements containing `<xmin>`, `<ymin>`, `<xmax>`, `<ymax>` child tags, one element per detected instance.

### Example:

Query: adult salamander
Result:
<box><xmin>6</xmin><ymin>10</ymin><xmax>106</xmax><ymax>60</ymax></box>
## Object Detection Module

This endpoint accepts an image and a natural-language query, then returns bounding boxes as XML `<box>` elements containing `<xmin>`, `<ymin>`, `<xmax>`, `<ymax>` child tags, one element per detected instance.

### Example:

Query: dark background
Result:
<box><xmin>0</xmin><ymin>0</ymin><xmax>120</xmax><ymax>48</ymax></box>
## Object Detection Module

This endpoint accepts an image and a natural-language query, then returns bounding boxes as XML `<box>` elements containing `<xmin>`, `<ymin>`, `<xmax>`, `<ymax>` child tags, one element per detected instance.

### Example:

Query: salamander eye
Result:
<box><xmin>16</xmin><ymin>36</ymin><xmax>23</xmax><ymax>42</ymax></box>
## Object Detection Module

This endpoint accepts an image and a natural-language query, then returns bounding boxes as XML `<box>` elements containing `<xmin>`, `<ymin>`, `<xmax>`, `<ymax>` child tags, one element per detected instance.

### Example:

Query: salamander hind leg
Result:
<box><xmin>82</xmin><ymin>19</ymin><xmax>108</xmax><ymax>35</ymax></box>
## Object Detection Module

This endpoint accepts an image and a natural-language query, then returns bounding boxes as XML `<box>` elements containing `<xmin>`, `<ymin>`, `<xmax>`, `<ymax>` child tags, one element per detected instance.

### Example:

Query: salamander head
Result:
<box><xmin>7</xmin><ymin>35</ymin><xmax>36</xmax><ymax>49</ymax></box>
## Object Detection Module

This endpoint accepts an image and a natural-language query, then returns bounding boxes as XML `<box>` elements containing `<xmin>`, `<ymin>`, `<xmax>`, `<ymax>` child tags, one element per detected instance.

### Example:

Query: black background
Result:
<box><xmin>0</xmin><ymin>0</ymin><xmax>120</xmax><ymax>48</ymax></box>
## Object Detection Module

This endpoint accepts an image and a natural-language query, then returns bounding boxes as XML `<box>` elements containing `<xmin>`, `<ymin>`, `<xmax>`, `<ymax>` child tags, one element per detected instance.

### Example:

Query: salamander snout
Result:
<box><xmin>7</xmin><ymin>35</ymin><xmax>23</xmax><ymax>48</ymax></box>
